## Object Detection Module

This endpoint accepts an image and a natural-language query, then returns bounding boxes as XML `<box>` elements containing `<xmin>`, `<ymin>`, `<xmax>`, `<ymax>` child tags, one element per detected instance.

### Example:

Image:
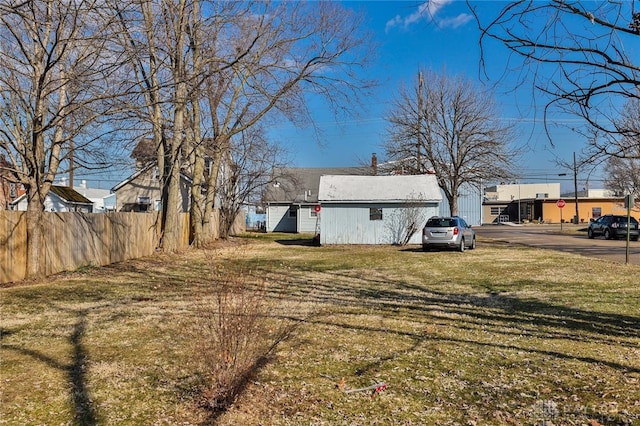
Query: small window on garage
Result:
<box><xmin>288</xmin><ymin>206</ymin><xmax>297</xmax><ymax>218</ymax></box>
<box><xmin>310</xmin><ymin>210</ymin><xmax>318</xmax><ymax>218</ymax></box>
<box><xmin>369</xmin><ymin>207</ymin><xmax>382</xmax><ymax>221</ymax></box>
<box><xmin>490</xmin><ymin>207</ymin><xmax>501</xmax><ymax>215</ymax></box>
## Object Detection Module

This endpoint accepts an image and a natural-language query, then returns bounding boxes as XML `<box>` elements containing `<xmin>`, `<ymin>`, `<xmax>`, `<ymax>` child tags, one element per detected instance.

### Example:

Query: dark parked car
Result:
<box><xmin>422</xmin><ymin>216</ymin><xmax>476</xmax><ymax>252</ymax></box>
<box><xmin>587</xmin><ymin>214</ymin><xmax>639</xmax><ymax>241</ymax></box>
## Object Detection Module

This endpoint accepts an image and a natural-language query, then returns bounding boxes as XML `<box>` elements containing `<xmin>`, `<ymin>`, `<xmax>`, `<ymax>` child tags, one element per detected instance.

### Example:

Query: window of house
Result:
<box><xmin>369</xmin><ymin>207</ymin><xmax>383</xmax><ymax>221</ymax></box>
<box><xmin>288</xmin><ymin>206</ymin><xmax>297</xmax><ymax>218</ymax></box>
<box><xmin>490</xmin><ymin>207</ymin><xmax>501</xmax><ymax>215</ymax></box>
<box><xmin>310</xmin><ymin>210</ymin><xmax>318</xmax><ymax>218</ymax></box>
<box><xmin>592</xmin><ymin>207</ymin><xmax>601</xmax><ymax>218</ymax></box>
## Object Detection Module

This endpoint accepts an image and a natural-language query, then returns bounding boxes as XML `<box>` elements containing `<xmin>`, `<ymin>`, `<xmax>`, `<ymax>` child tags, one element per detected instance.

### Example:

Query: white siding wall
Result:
<box><xmin>267</xmin><ymin>204</ymin><xmax>320</xmax><ymax>233</ymax></box>
<box><xmin>44</xmin><ymin>194</ymin><xmax>70</xmax><ymax>212</ymax></box>
<box><xmin>299</xmin><ymin>205</ymin><xmax>320</xmax><ymax>233</ymax></box>
<box><xmin>267</xmin><ymin>204</ymin><xmax>296</xmax><ymax>232</ymax></box>
<box><xmin>320</xmin><ymin>203</ymin><xmax>439</xmax><ymax>245</ymax></box>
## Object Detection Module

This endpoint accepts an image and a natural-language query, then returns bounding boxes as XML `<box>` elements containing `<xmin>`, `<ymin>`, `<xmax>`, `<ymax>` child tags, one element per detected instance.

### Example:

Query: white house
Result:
<box><xmin>318</xmin><ymin>174</ymin><xmax>442</xmax><ymax>245</ymax></box>
<box><xmin>11</xmin><ymin>185</ymin><xmax>94</xmax><ymax>212</ymax></box>
<box><xmin>72</xmin><ymin>180</ymin><xmax>112</xmax><ymax>212</ymax></box>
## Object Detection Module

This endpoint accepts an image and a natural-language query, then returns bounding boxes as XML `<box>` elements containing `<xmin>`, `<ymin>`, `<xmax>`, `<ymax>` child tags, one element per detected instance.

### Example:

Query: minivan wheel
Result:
<box><xmin>458</xmin><ymin>238</ymin><xmax>465</xmax><ymax>252</ymax></box>
<box><xmin>604</xmin><ymin>229</ymin><xmax>612</xmax><ymax>240</ymax></box>
<box><xmin>470</xmin><ymin>236</ymin><xmax>476</xmax><ymax>249</ymax></box>
<box><xmin>587</xmin><ymin>228</ymin><xmax>594</xmax><ymax>239</ymax></box>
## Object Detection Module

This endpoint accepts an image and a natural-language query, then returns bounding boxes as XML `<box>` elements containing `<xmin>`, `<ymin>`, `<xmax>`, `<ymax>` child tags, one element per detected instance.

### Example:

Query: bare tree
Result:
<box><xmin>189</xmin><ymin>0</ymin><xmax>376</xmax><ymax>246</ymax></box>
<box><xmin>112</xmin><ymin>0</ymin><xmax>200</xmax><ymax>251</ymax></box>
<box><xmin>0</xmin><ymin>0</ymin><xmax>120</xmax><ymax>277</ymax></box>
<box><xmin>113</xmin><ymin>0</ymin><xmax>375</xmax><ymax>249</ymax></box>
<box><xmin>470</xmin><ymin>1</ymin><xmax>640</xmax><ymax>161</ymax></box>
<box><xmin>384</xmin><ymin>195</ymin><xmax>427</xmax><ymax>246</ymax></box>
<box><xmin>217</xmin><ymin>127</ymin><xmax>287</xmax><ymax>238</ymax></box>
<box><xmin>384</xmin><ymin>69</ymin><xmax>516</xmax><ymax>215</ymax></box>
<box><xmin>605</xmin><ymin>157</ymin><xmax>640</xmax><ymax>208</ymax></box>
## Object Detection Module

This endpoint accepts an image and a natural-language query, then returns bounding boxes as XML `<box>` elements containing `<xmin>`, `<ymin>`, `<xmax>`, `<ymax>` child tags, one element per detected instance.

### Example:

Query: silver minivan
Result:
<box><xmin>422</xmin><ymin>216</ymin><xmax>476</xmax><ymax>252</ymax></box>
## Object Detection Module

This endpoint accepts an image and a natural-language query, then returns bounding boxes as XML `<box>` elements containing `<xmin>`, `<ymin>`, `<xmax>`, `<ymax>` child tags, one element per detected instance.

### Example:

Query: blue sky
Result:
<box><xmin>274</xmin><ymin>1</ymin><xmax>601</xmax><ymax>191</ymax></box>
<box><xmin>81</xmin><ymin>1</ymin><xmax>599</xmax><ymax>191</ymax></box>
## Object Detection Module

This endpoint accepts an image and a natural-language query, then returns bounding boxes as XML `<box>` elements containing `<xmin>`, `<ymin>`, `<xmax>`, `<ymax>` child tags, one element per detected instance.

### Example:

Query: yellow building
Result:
<box><xmin>538</xmin><ymin>197</ymin><xmax>639</xmax><ymax>224</ymax></box>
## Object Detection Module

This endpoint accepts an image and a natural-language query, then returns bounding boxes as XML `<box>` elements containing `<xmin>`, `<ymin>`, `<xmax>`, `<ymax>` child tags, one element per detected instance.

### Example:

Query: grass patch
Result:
<box><xmin>1</xmin><ymin>235</ymin><xmax>639</xmax><ymax>425</ymax></box>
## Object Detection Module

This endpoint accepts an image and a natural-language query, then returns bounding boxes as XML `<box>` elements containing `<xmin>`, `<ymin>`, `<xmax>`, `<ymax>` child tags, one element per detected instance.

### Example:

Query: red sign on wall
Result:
<box><xmin>556</xmin><ymin>199</ymin><xmax>566</xmax><ymax>208</ymax></box>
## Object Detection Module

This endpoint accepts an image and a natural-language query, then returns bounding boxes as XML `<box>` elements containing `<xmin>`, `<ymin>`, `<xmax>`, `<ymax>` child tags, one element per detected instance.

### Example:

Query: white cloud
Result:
<box><xmin>385</xmin><ymin>15</ymin><xmax>403</xmax><ymax>33</ymax></box>
<box><xmin>385</xmin><ymin>0</ymin><xmax>469</xmax><ymax>32</ymax></box>
<box><xmin>438</xmin><ymin>13</ymin><xmax>473</xmax><ymax>30</ymax></box>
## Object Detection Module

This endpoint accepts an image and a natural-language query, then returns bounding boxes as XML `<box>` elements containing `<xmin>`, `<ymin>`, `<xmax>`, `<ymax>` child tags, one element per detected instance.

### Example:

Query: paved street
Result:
<box><xmin>474</xmin><ymin>223</ymin><xmax>640</xmax><ymax>265</ymax></box>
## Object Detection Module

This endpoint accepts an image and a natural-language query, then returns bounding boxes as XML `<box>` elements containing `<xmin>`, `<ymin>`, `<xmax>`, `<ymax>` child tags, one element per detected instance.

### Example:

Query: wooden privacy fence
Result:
<box><xmin>0</xmin><ymin>209</ymin><xmax>244</xmax><ymax>284</ymax></box>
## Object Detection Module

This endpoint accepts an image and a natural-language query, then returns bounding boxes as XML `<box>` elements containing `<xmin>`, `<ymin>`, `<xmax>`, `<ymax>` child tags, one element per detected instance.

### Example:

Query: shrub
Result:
<box><xmin>187</xmin><ymin>250</ymin><xmax>286</xmax><ymax>415</ymax></box>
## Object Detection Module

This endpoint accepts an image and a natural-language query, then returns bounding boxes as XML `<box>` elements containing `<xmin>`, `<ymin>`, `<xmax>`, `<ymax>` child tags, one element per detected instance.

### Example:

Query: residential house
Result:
<box><xmin>111</xmin><ymin>164</ymin><xmax>192</xmax><ymax>212</ymax></box>
<box><xmin>56</xmin><ymin>178</ymin><xmax>112</xmax><ymax>212</ymax></box>
<box><xmin>11</xmin><ymin>185</ymin><xmax>94</xmax><ymax>212</ymax></box>
<box><xmin>0</xmin><ymin>155</ymin><xmax>24</xmax><ymax>210</ymax></box>
<box><xmin>318</xmin><ymin>174</ymin><xmax>442</xmax><ymax>245</ymax></box>
<box><xmin>112</xmin><ymin>138</ymin><xmax>230</xmax><ymax>213</ymax></box>
<box><xmin>263</xmin><ymin>166</ymin><xmax>373</xmax><ymax>233</ymax></box>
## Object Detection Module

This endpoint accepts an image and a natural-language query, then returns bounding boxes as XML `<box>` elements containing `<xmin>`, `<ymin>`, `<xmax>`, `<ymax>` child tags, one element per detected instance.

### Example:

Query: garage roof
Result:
<box><xmin>318</xmin><ymin>174</ymin><xmax>442</xmax><ymax>203</ymax></box>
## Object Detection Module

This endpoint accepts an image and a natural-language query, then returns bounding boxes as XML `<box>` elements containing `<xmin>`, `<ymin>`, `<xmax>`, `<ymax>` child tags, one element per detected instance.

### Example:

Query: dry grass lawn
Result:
<box><xmin>1</xmin><ymin>233</ymin><xmax>639</xmax><ymax>425</ymax></box>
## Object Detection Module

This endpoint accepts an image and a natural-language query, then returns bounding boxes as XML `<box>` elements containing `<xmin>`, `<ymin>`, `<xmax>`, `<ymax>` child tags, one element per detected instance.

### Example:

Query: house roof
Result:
<box><xmin>263</xmin><ymin>166</ymin><xmax>373</xmax><ymax>204</ymax></box>
<box><xmin>74</xmin><ymin>186</ymin><xmax>111</xmax><ymax>200</ymax></box>
<box><xmin>111</xmin><ymin>164</ymin><xmax>193</xmax><ymax>192</ymax></box>
<box><xmin>318</xmin><ymin>174</ymin><xmax>442</xmax><ymax>203</ymax></box>
<box><xmin>49</xmin><ymin>186</ymin><xmax>93</xmax><ymax>204</ymax></box>
<box><xmin>12</xmin><ymin>185</ymin><xmax>93</xmax><ymax>206</ymax></box>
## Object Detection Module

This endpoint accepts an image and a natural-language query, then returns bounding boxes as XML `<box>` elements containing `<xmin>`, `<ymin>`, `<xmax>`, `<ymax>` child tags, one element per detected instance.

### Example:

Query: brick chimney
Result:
<box><xmin>371</xmin><ymin>153</ymin><xmax>377</xmax><ymax>176</ymax></box>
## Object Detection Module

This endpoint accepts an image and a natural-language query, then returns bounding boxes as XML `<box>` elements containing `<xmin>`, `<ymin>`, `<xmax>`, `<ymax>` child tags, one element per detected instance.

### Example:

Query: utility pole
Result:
<box><xmin>573</xmin><ymin>152</ymin><xmax>579</xmax><ymax>224</ymax></box>
<box><xmin>68</xmin><ymin>139</ymin><xmax>74</xmax><ymax>188</ymax></box>
<box><xmin>416</xmin><ymin>71</ymin><xmax>423</xmax><ymax>174</ymax></box>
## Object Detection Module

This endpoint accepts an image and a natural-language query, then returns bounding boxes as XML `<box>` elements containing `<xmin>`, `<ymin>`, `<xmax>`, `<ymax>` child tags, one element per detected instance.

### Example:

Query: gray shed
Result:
<box><xmin>318</xmin><ymin>174</ymin><xmax>442</xmax><ymax>245</ymax></box>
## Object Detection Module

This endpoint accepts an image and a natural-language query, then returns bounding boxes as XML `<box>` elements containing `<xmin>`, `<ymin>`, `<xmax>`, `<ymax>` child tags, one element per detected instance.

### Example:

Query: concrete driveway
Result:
<box><xmin>474</xmin><ymin>223</ymin><xmax>640</xmax><ymax>265</ymax></box>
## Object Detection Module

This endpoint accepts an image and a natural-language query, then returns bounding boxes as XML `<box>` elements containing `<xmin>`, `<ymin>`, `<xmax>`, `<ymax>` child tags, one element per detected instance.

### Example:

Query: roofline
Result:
<box><xmin>111</xmin><ymin>163</ymin><xmax>193</xmax><ymax>192</ymax></box>
<box><xmin>318</xmin><ymin>199</ymin><xmax>441</xmax><ymax>203</ymax></box>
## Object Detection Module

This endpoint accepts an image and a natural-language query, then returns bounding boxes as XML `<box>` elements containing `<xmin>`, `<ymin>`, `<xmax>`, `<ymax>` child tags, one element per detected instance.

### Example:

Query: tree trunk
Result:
<box><xmin>25</xmin><ymin>184</ymin><xmax>47</xmax><ymax>278</ymax></box>
<box><xmin>158</xmin><ymin>0</ymin><xmax>188</xmax><ymax>252</ymax></box>
<box><xmin>202</xmin><ymin>138</ymin><xmax>227</xmax><ymax>239</ymax></box>
<box><xmin>188</xmin><ymin>123</ymin><xmax>206</xmax><ymax>247</ymax></box>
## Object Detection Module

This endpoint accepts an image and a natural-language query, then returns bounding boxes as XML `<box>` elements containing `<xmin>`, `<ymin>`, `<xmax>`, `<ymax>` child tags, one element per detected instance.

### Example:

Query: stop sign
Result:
<box><xmin>556</xmin><ymin>199</ymin><xmax>566</xmax><ymax>208</ymax></box>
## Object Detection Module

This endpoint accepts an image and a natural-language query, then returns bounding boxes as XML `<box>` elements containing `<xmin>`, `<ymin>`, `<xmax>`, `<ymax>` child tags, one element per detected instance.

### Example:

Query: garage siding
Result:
<box><xmin>320</xmin><ymin>203</ymin><xmax>439</xmax><ymax>245</ymax></box>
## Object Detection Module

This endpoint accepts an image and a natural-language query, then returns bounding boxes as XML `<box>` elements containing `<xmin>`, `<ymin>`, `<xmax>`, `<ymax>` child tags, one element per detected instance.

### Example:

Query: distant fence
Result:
<box><xmin>0</xmin><ymin>210</ymin><xmax>245</xmax><ymax>284</ymax></box>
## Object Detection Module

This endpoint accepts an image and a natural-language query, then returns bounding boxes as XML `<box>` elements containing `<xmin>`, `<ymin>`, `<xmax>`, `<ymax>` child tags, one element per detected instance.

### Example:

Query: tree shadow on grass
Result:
<box><xmin>3</xmin><ymin>308</ymin><xmax>97</xmax><ymax>425</ymax></box>
<box><xmin>243</xmin><ymin>264</ymin><xmax>640</xmax><ymax>370</ymax></box>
